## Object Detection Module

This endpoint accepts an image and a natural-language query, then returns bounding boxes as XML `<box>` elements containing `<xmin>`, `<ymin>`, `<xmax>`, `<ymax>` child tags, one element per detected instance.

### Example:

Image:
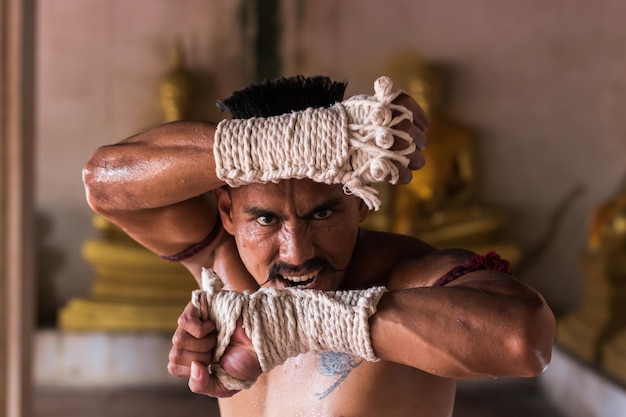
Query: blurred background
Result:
<box><xmin>3</xmin><ymin>0</ymin><xmax>626</xmax><ymax>416</ymax></box>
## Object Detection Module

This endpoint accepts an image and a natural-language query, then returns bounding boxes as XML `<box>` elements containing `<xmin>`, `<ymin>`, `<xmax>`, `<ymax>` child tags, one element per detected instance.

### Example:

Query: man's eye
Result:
<box><xmin>311</xmin><ymin>209</ymin><xmax>333</xmax><ymax>220</ymax></box>
<box><xmin>256</xmin><ymin>215</ymin><xmax>276</xmax><ymax>226</ymax></box>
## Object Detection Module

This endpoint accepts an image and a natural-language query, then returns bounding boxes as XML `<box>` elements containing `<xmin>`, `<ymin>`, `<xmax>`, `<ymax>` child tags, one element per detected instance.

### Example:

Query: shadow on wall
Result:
<box><xmin>36</xmin><ymin>211</ymin><xmax>65</xmax><ymax>327</ymax></box>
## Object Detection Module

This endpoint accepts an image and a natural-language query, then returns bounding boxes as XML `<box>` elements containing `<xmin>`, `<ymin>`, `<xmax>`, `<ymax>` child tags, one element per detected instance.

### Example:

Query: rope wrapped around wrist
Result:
<box><xmin>213</xmin><ymin>76</ymin><xmax>414</xmax><ymax>210</ymax></box>
<box><xmin>191</xmin><ymin>268</ymin><xmax>387</xmax><ymax>391</ymax></box>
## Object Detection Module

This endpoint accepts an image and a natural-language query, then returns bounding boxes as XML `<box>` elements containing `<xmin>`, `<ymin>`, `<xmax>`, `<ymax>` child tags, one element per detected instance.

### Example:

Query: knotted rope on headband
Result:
<box><xmin>213</xmin><ymin>76</ymin><xmax>414</xmax><ymax>210</ymax></box>
<box><xmin>191</xmin><ymin>268</ymin><xmax>388</xmax><ymax>391</ymax></box>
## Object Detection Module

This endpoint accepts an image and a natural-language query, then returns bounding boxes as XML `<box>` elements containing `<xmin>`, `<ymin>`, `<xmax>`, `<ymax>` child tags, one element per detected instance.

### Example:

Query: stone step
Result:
<box><xmin>34</xmin><ymin>329</ymin><xmax>184</xmax><ymax>388</ymax></box>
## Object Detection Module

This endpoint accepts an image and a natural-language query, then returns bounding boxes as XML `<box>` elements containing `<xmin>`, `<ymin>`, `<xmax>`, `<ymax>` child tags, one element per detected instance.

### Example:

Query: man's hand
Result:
<box><xmin>219</xmin><ymin>320</ymin><xmax>263</xmax><ymax>383</ymax></box>
<box><xmin>168</xmin><ymin>299</ymin><xmax>261</xmax><ymax>398</ymax></box>
<box><xmin>391</xmin><ymin>93</ymin><xmax>429</xmax><ymax>184</ymax></box>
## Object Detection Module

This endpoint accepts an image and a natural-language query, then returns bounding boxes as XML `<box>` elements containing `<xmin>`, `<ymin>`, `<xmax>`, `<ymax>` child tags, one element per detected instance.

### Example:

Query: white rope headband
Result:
<box><xmin>214</xmin><ymin>76</ymin><xmax>414</xmax><ymax>210</ymax></box>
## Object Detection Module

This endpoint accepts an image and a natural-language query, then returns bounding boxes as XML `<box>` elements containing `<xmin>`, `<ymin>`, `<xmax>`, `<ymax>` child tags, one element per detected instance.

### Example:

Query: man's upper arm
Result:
<box><xmin>386</xmin><ymin>248</ymin><xmax>481</xmax><ymax>290</ymax></box>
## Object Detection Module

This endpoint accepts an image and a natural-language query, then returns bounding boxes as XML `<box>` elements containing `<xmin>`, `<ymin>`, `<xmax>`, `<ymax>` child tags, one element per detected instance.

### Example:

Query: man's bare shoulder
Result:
<box><xmin>347</xmin><ymin>228</ymin><xmax>476</xmax><ymax>290</ymax></box>
<box><xmin>343</xmin><ymin>229</ymin><xmax>431</xmax><ymax>288</ymax></box>
<box><xmin>356</xmin><ymin>229</ymin><xmax>434</xmax><ymax>265</ymax></box>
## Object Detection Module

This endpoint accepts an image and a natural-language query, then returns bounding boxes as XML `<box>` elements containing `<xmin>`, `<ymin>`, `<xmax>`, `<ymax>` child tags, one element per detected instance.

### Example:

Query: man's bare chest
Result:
<box><xmin>218</xmin><ymin>353</ymin><xmax>456</xmax><ymax>417</ymax></box>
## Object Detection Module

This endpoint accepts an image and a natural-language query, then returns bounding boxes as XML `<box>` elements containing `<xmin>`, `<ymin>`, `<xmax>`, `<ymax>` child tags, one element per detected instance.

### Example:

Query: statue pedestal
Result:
<box><xmin>603</xmin><ymin>331</ymin><xmax>626</xmax><ymax>384</ymax></box>
<box><xmin>58</xmin><ymin>217</ymin><xmax>198</xmax><ymax>332</ymax></box>
<box><xmin>557</xmin><ymin>248</ymin><xmax>626</xmax><ymax>363</ymax></box>
<box><xmin>35</xmin><ymin>329</ymin><xmax>182</xmax><ymax>387</ymax></box>
<box><xmin>415</xmin><ymin>206</ymin><xmax>522</xmax><ymax>266</ymax></box>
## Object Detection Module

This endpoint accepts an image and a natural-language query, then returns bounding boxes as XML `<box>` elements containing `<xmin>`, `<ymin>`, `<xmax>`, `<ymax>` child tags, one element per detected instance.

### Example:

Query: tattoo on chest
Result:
<box><xmin>315</xmin><ymin>352</ymin><xmax>363</xmax><ymax>399</ymax></box>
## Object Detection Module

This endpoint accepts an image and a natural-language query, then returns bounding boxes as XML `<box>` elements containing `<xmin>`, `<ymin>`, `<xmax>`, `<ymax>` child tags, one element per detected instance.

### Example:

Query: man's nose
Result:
<box><xmin>278</xmin><ymin>225</ymin><xmax>315</xmax><ymax>267</ymax></box>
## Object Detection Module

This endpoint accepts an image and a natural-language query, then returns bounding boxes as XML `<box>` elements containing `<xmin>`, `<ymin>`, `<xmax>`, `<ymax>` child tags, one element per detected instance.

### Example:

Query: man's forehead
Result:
<box><xmin>233</xmin><ymin>178</ymin><xmax>343</xmax><ymax>196</ymax></box>
<box><xmin>230</xmin><ymin>179</ymin><xmax>349</xmax><ymax>209</ymax></box>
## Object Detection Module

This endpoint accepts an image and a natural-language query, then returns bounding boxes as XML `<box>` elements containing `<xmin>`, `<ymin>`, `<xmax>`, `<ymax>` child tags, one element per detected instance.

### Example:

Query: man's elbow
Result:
<box><xmin>82</xmin><ymin>151</ymin><xmax>117</xmax><ymax>215</ymax></box>
<box><xmin>508</xmin><ymin>303</ymin><xmax>556</xmax><ymax>377</ymax></box>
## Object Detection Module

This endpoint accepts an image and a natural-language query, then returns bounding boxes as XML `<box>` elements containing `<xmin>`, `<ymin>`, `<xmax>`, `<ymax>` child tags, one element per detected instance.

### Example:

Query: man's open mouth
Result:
<box><xmin>277</xmin><ymin>270</ymin><xmax>320</xmax><ymax>288</ymax></box>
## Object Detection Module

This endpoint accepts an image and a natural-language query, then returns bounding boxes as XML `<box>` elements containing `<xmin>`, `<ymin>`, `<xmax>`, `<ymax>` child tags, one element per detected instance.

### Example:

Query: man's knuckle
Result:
<box><xmin>168</xmin><ymin>348</ymin><xmax>182</xmax><ymax>363</ymax></box>
<box><xmin>177</xmin><ymin>314</ymin><xmax>188</xmax><ymax>328</ymax></box>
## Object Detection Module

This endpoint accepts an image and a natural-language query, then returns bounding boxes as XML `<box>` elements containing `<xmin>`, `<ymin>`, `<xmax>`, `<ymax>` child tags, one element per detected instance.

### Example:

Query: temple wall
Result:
<box><xmin>36</xmin><ymin>0</ymin><xmax>626</xmax><ymax>320</ymax></box>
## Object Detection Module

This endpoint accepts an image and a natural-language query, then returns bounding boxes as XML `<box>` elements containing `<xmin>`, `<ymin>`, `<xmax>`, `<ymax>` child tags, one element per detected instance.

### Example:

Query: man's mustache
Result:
<box><xmin>261</xmin><ymin>257</ymin><xmax>345</xmax><ymax>285</ymax></box>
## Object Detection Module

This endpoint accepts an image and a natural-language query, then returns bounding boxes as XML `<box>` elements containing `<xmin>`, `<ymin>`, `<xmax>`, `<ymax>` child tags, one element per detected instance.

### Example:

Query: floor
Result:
<box><xmin>452</xmin><ymin>378</ymin><xmax>564</xmax><ymax>417</ymax></box>
<box><xmin>34</xmin><ymin>377</ymin><xmax>565</xmax><ymax>417</ymax></box>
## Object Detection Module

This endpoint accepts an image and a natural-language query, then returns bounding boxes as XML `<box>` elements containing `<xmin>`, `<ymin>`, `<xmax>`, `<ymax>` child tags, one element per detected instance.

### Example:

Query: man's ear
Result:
<box><xmin>214</xmin><ymin>187</ymin><xmax>235</xmax><ymax>235</ymax></box>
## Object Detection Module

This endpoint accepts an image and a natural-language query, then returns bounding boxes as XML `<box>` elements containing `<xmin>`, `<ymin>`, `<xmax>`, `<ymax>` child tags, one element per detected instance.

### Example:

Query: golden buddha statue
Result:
<box><xmin>391</xmin><ymin>60</ymin><xmax>477</xmax><ymax>230</ymax></box>
<box><xmin>159</xmin><ymin>42</ymin><xmax>193</xmax><ymax>122</ymax></box>
<box><xmin>602</xmin><ymin>200</ymin><xmax>626</xmax><ymax>384</ymax></box>
<box><xmin>557</xmin><ymin>185</ymin><xmax>626</xmax><ymax>367</ymax></box>
<box><xmin>586</xmin><ymin>187</ymin><xmax>626</xmax><ymax>252</ymax></box>
<box><xmin>59</xmin><ymin>43</ymin><xmax>197</xmax><ymax>332</ymax></box>
<box><xmin>374</xmin><ymin>54</ymin><xmax>517</xmax><ymax>261</ymax></box>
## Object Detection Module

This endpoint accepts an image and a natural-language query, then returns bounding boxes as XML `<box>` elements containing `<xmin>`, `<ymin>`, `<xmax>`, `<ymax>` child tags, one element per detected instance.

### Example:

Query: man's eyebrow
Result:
<box><xmin>242</xmin><ymin>197</ymin><xmax>344</xmax><ymax>219</ymax></box>
<box><xmin>302</xmin><ymin>197</ymin><xmax>343</xmax><ymax>218</ymax></box>
<box><xmin>242</xmin><ymin>206</ymin><xmax>280</xmax><ymax>218</ymax></box>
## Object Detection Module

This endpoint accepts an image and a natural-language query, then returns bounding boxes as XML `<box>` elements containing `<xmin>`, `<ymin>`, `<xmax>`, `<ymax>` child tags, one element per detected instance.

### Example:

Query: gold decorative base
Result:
<box><xmin>557</xmin><ymin>312</ymin><xmax>606</xmax><ymax>363</ymax></box>
<box><xmin>415</xmin><ymin>208</ymin><xmax>521</xmax><ymax>266</ymax></box>
<box><xmin>58</xmin><ymin>237</ymin><xmax>198</xmax><ymax>332</ymax></box>
<box><xmin>603</xmin><ymin>331</ymin><xmax>626</xmax><ymax>385</ymax></box>
<box><xmin>58</xmin><ymin>298</ymin><xmax>185</xmax><ymax>332</ymax></box>
<box><xmin>556</xmin><ymin>248</ymin><xmax>626</xmax><ymax>365</ymax></box>
<box><xmin>366</xmin><ymin>203</ymin><xmax>522</xmax><ymax>266</ymax></box>
<box><xmin>415</xmin><ymin>207</ymin><xmax>506</xmax><ymax>247</ymax></box>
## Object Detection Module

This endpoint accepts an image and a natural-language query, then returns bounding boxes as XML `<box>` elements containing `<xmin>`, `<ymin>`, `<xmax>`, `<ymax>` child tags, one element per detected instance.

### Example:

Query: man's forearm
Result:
<box><xmin>82</xmin><ymin>120</ymin><xmax>224</xmax><ymax>258</ymax></box>
<box><xmin>83</xmin><ymin>120</ymin><xmax>222</xmax><ymax>213</ymax></box>
<box><xmin>369</xmin><ymin>275</ymin><xmax>555</xmax><ymax>379</ymax></box>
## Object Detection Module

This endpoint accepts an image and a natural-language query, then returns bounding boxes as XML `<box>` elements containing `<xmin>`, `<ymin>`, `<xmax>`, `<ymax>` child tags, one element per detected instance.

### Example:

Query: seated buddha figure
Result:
<box><xmin>380</xmin><ymin>56</ymin><xmax>511</xmax><ymax>255</ymax></box>
<box><xmin>389</xmin><ymin>60</ymin><xmax>481</xmax><ymax>232</ymax></box>
<box><xmin>59</xmin><ymin>44</ymin><xmax>197</xmax><ymax>331</ymax></box>
<box><xmin>586</xmin><ymin>186</ymin><xmax>626</xmax><ymax>253</ymax></box>
<box><xmin>556</xmin><ymin>186</ymin><xmax>626</xmax><ymax>365</ymax></box>
<box><xmin>95</xmin><ymin>43</ymin><xmax>194</xmax><ymax>241</ymax></box>
<box><xmin>159</xmin><ymin>43</ymin><xmax>193</xmax><ymax>122</ymax></box>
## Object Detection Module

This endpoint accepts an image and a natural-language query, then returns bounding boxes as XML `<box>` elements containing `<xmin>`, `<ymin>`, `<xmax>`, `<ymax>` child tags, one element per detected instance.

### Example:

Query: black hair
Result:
<box><xmin>217</xmin><ymin>75</ymin><xmax>348</xmax><ymax>119</ymax></box>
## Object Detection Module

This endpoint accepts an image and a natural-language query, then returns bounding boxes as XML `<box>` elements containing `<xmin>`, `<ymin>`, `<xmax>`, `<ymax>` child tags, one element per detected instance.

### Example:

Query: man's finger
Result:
<box><xmin>169</xmin><ymin>346</ymin><xmax>213</xmax><ymax>368</ymax></box>
<box><xmin>177</xmin><ymin>301</ymin><xmax>215</xmax><ymax>339</ymax></box>
<box><xmin>167</xmin><ymin>362</ymin><xmax>190</xmax><ymax>378</ymax></box>
<box><xmin>172</xmin><ymin>327</ymin><xmax>216</xmax><ymax>352</ymax></box>
<box><xmin>394</xmin><ymin>93</ymin><xmax>429</xmax><ymax>131</ymax></box>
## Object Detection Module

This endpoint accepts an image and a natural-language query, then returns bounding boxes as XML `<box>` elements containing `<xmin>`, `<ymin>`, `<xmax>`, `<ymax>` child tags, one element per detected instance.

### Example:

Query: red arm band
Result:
<box><xmin>160</xmin><ymin>216</ymin><xmax>222</xmax><ymax>262</ymax></box>
<box><xmin>433</xmin><ymin>251</ymin><xmax>512</xmax><ymax>287</ymax></box>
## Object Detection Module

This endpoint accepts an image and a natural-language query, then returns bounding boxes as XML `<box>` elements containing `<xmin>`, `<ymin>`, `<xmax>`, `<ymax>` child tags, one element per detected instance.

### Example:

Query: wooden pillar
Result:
<box><xmin>0</xmin><ymin>0</ymin><xmax>36</xmax><ymax>416</ymax></box>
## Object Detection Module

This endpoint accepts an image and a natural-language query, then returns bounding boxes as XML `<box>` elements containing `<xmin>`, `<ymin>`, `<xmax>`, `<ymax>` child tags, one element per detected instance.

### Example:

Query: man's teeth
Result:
<box><xmin>283</xmin><ymin>272</ymin><xmax>317</xmax><ymax>283</ymax></box>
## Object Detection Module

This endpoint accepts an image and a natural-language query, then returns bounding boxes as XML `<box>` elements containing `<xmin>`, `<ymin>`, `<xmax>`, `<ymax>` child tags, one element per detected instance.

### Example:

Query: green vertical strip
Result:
<box><xmin>254</xmin><ymin>0</ymin><xmax>281</xmax><ymax>81</ymax></box>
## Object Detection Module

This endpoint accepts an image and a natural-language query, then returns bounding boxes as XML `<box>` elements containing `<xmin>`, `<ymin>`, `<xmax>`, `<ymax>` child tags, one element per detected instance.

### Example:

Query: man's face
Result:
<box><xmin>217</xmin><ymin>179</ymin><xmax>368</xmax><ymax>291</ymax></box>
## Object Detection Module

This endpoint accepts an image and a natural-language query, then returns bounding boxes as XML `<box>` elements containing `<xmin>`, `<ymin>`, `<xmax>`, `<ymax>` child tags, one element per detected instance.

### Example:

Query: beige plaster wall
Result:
<box><xmin>36</xmin><ymin>0</ymin><xmax>626</xmax><ymax>319</ymax></box>
<box><xmin>35</xmin><ymin>0</ymin><xmax>248</xmax><ymax>321</ymax></box>
<box><xmin>288</xmin><ymin>0</ymin><xmax>626</xmax><ymax>315</ymax></box>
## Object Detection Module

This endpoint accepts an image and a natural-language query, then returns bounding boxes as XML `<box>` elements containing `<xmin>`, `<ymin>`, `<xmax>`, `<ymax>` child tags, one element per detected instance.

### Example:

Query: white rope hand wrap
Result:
<box><xmin>191</xmin><ymin>268</ymin><xmax>388</xmax><ymax>391</ymax></box>
<box><xmin>213</xmin><ymin>76</ymin><xmax>414</xmax><ymax>210</ymax></box>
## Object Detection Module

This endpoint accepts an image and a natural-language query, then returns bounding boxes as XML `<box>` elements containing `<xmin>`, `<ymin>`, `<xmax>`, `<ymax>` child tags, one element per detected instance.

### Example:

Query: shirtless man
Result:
<box><xmin>82</xmin><ymin>75</ymin><xmax>555</xmax><ymax>417</ymax></box>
